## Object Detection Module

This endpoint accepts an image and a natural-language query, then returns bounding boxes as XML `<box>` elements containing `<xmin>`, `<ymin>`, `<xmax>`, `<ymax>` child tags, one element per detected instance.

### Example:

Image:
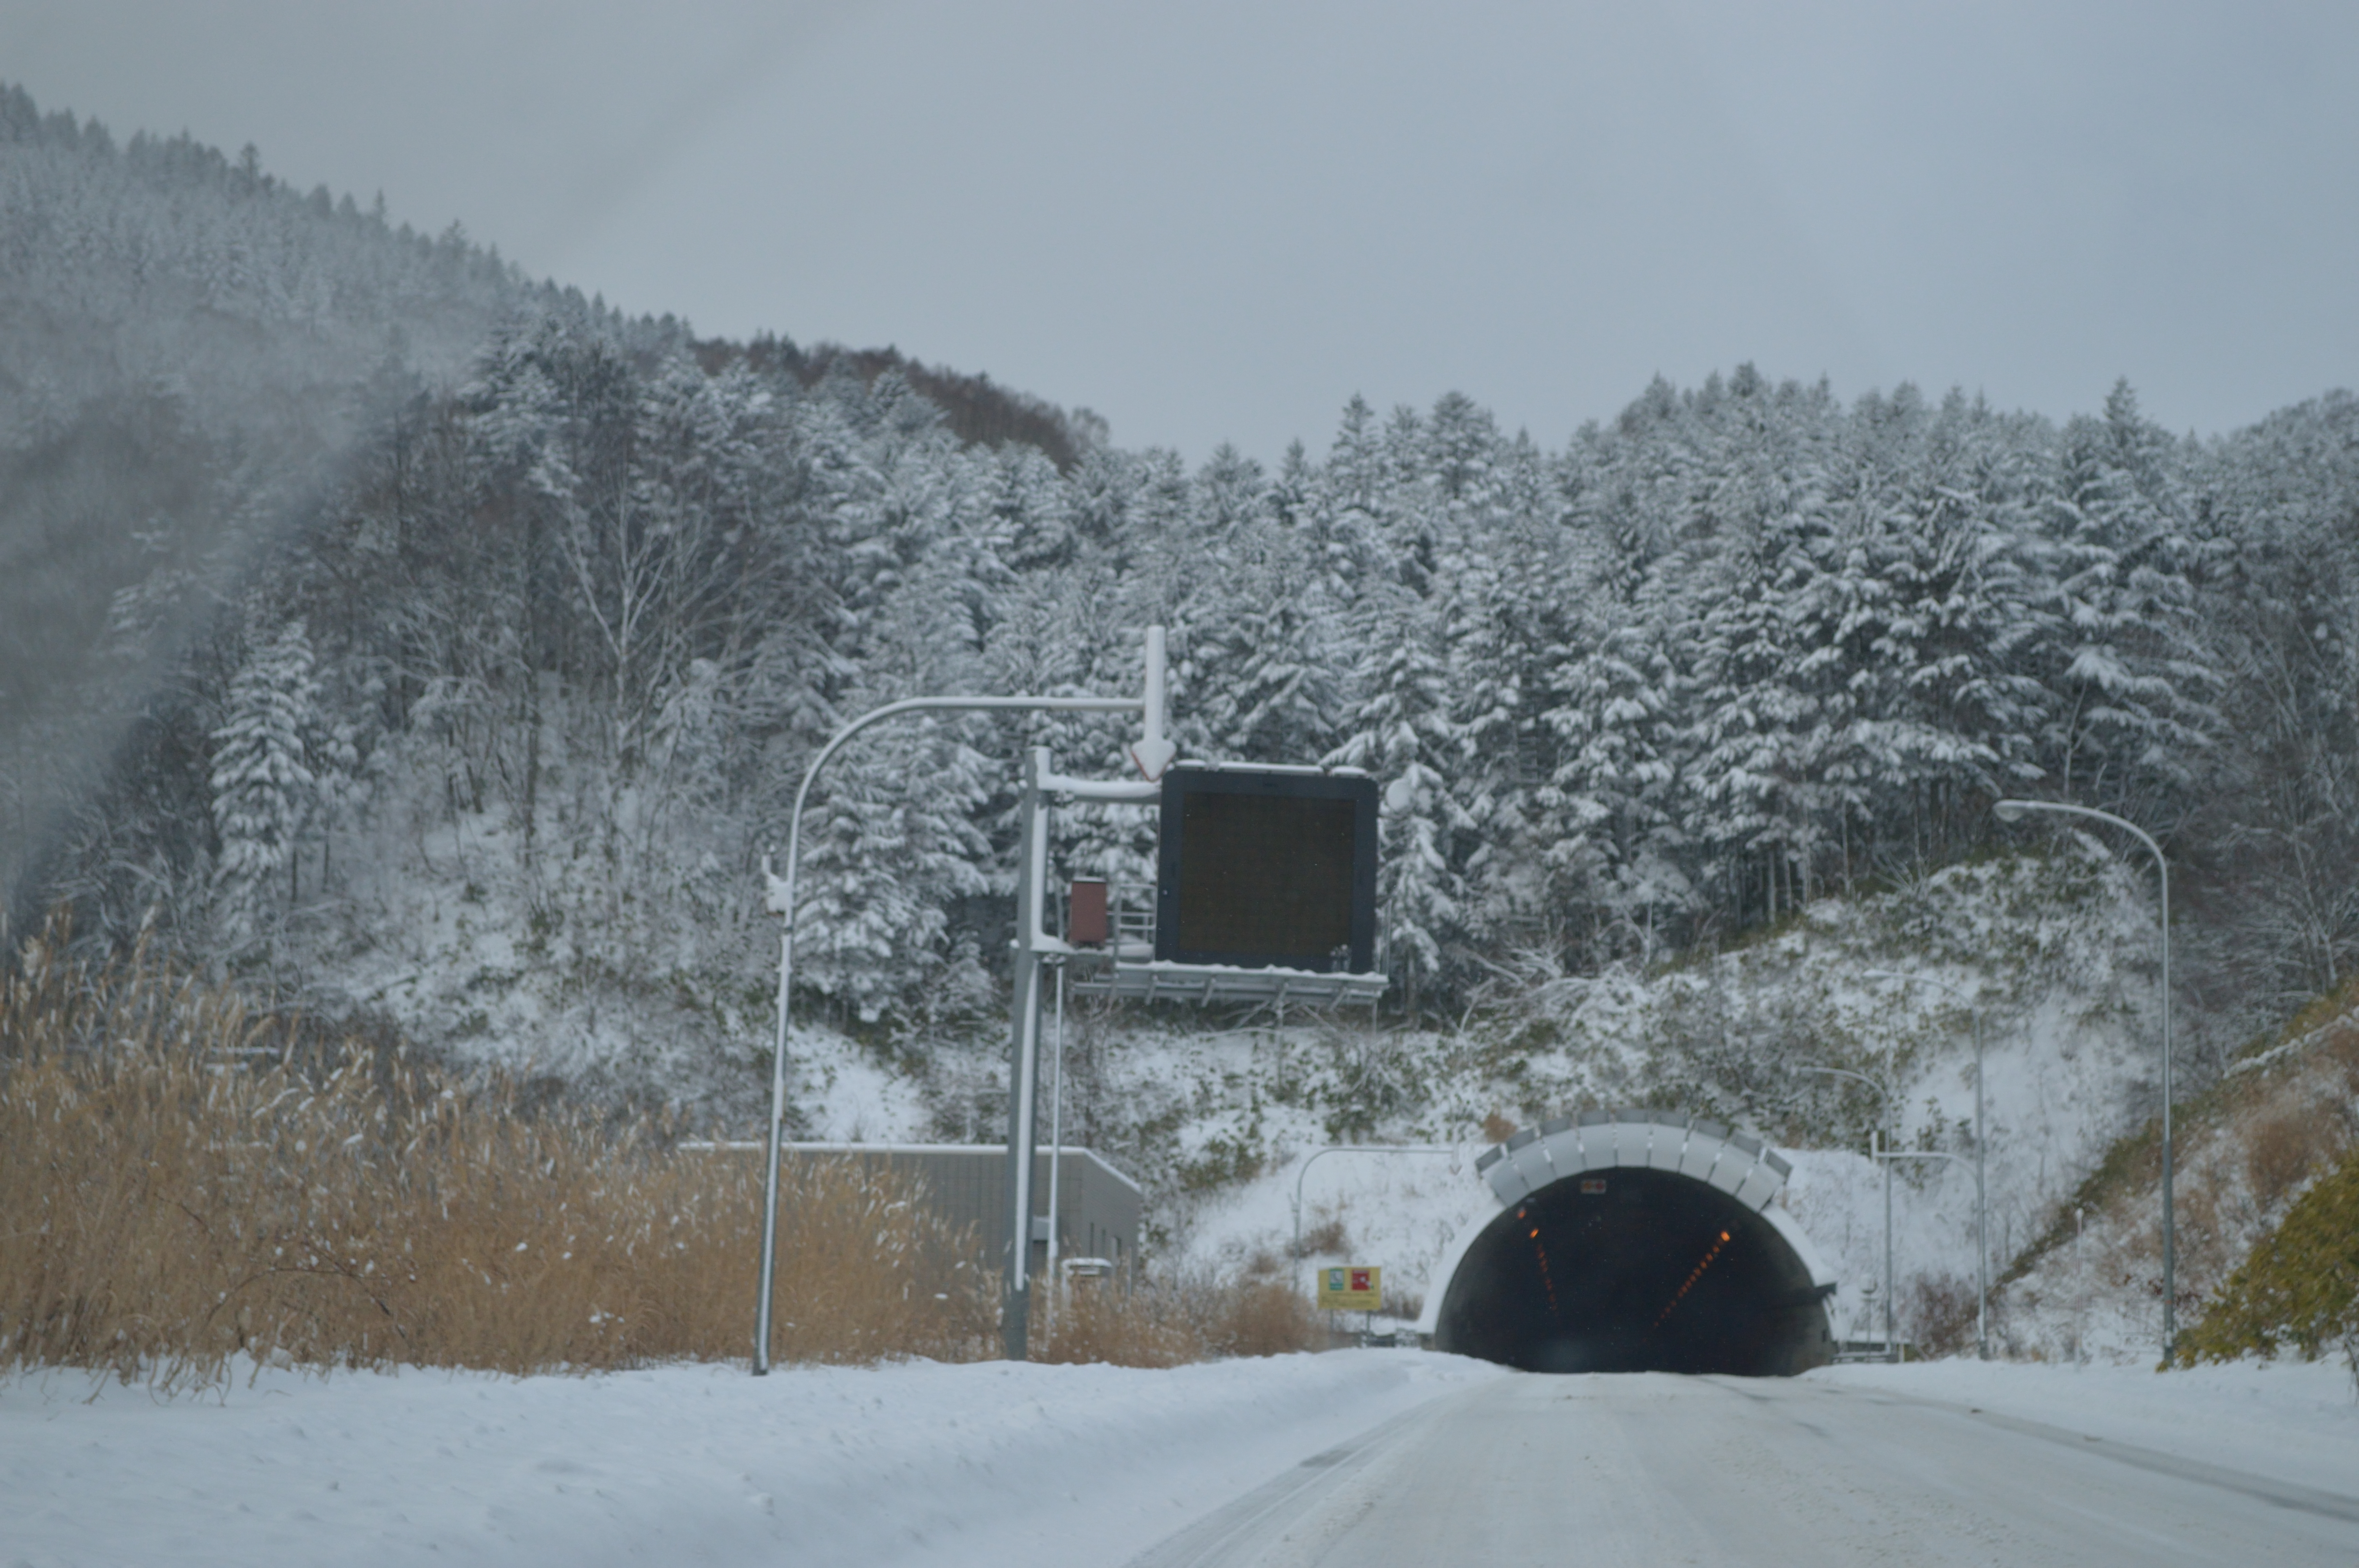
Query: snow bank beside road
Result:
<box><xmin>1816</xmin><ymin>1357</ymin><xmax>2359</xmax><ymax>1498</ymax></box>
<box><xmin>0</xmin><ymin>1350</ymin><xmax>1501</xmax><ymax>1568</ymax></box>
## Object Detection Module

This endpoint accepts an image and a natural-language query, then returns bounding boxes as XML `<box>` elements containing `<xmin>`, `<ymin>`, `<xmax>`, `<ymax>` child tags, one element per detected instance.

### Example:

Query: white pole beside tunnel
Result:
<box><xmin>1001</xmin><ymin>744</ymin><xmax>1052</xmax><ymax>1359</ymax></box>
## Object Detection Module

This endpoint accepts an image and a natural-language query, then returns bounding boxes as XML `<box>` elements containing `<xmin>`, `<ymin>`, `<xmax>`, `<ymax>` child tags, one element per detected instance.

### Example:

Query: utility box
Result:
<box><xmin>1154</xmin><ymin>766</ymin><xmax>1378</xmax><ymax>973</ymax></box>
<box><xmin>1067</xmin><ymin>878</ymin><xmax>1110</xmax><ymax>946</ymax></box>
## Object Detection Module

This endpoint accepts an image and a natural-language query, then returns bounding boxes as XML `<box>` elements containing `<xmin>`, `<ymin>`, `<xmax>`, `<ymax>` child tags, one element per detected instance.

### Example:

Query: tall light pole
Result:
<box><xmin>749</xmin><ymin>629</ymin><xmax>1173</xmax><ymax>1376</ymax></box>
<box><xmin>1995</xmin><ymin>798</ymin><xmax>2175</xmax><ymax>1361</ymax></box>
<box><xmin>1864</xmin><ymin>969</ymin><xmax>1988</xmax><ymax>1361</ymax></box>
<box><xmin>1797</xmin><ymin>1063</ymin><xmax>1896</xmax><ymax>1360</ymax></box>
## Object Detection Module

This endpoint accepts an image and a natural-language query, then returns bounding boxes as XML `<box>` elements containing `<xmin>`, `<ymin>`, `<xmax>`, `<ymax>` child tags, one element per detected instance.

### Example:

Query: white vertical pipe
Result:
<box><xmin>1975</xmin><ymin>1010</ymin><xmax>1988</xmax><ymax>1360</ymax></box>
<box><xmin>1881</xmin><ymin>1128</ymin><xmax>1895</xmax><ymax>1361</ymax></box>
<box><xmin>1144</xmin><ymin>626</ymin><xmax>1166</xmax><ymax>754</ymax></box>
<box><xmin>1129</xmin><ymin>625</ymin><xmax>1176</xmax><ymax>781</ymax></box>
<box><xmin>1045</xmin><ymin>963</ymin><xmax>1067</xmax><ymax>1339</ymax></box>
<box><xmin>1000</xmin><ymin>746</ymin><xmax>1052</xmax><ymax>1359</ymax></box>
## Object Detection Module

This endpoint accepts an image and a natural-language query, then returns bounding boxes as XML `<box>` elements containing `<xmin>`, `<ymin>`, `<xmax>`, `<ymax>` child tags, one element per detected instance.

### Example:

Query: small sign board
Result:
<box><xmin>1579</xmin><ymin>1177</ymin><xmax>1608</xmax><ymax>1194</ymax></box>
<box><xmin>1316</xmin><ymin>1265</ymin><xmax>1382</xmax><ymax>1312</ymax></box>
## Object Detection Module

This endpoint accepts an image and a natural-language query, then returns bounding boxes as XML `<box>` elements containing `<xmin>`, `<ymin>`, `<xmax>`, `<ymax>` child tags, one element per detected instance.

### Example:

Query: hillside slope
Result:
<box><xmin>771</xmin><ymin>849</ymin><xmax>2171</xmax><ymax>1352</ymax></box>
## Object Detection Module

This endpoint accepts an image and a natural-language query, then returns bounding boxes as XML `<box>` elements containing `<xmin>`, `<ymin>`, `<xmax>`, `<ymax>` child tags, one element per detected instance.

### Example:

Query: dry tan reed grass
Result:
<box><xmin>0</xmin><ymin>930</ymin><xmax>996</xmax><ymax>1387</ymax></box>
<box><xmin>1032</xmin><ymin>1269</ymin><xmax>1321</xmax><ymax>1367</ymax></box>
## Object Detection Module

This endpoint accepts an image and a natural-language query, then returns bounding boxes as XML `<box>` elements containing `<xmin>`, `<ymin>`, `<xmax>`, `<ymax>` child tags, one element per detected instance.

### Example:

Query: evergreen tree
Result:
<box><xmin>1329</xmin><ymin>580</ymin><xmax>1465</xmax><ymax>1016</ymax></box>
<box><xmin>209</xmin><ymin>618</ymin><xmax>321</xmax><ymax>953</ymax></box>
<box><xmin>2035</xmin><ymin>381</ymin><xmax>2218</xmax><ymax>815</ymax></box>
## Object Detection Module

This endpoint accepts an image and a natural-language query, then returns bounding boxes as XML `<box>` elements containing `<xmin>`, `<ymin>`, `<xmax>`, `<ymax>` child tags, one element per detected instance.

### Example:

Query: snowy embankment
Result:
<box><xmin>1169</xmin><ymin>853</ymin><xmax>2172</xmax><ymax>1349</ymax></box>
<box><xmin>1815</xmin><ymin>1357</ymin><xmax>2359</xmax><ymax>1501</ymax></box>
<box><xmin>0</xmin><ymin>1350</ymin><xmax>1500</xmax><ymax>1568</ymax></box>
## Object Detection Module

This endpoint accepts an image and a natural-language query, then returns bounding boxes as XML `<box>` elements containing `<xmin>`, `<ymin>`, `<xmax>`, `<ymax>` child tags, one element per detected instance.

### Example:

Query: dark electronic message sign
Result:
<box><xmin>1154</xmin><ymin>766</ymin><xmax>1378</xmax><ymax>973</ymax></box>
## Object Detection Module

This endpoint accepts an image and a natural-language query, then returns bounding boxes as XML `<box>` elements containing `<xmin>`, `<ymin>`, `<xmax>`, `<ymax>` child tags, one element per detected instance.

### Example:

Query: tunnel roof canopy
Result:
<box><xmin>1474</xmin><ymin>1106</ymin><xmax>1793</xmax><ymax>1212</ymax></box>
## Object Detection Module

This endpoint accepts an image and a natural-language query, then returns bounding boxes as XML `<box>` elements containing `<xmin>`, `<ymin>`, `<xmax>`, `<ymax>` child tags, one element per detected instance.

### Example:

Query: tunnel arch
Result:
<box><xmin>1417</xmin><ymin>1109</ymin><xmax>1837</xmax><ymax>1376</ymax></box>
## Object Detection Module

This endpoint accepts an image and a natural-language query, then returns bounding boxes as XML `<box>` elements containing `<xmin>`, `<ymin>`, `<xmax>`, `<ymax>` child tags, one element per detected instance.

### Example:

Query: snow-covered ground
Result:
<box><xmin>6</xmin><ymin>1352</ymin><xmax>2351</xmax><ymax>1566</ymax></box>
<box><xmin>0</xmin><ymin>1352</ymin><xmax>1499</xmax><ymax>1568</ymax></box>
<box><xmin>1814</xmin><ymin>1357</ymin><xmax>2359</xmax><ymax>1501</ymax></box>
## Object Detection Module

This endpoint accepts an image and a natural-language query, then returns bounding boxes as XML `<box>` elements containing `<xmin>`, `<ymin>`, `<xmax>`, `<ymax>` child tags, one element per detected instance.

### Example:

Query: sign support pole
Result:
<box><xmin>1044</xmin><ymin>960</ymin><xmax>1068</xmax><ymax>1342</ymax></box>
<box><xmin>750</xmin><ymin>646</ymin><xmax>1166</xmax><ymax>1376</ymax></box>
<box><xmin>1002</xmin><ymin>744</ymin><xmax>1051</xmax><ymax>1360</ymax></box>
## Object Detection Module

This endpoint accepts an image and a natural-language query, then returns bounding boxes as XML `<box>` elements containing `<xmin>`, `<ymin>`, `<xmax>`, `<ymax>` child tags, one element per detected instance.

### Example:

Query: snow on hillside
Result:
<box><xmin>313</xmin><ymin>767</ymin><xmax>2175</xmax><ymax>1352</ymax></box>
<box><xmin>967</xmin><ymin>849</ymin><xmax>2172</xmax><ymax>1348</ymax></box>
<box><xmin>1995</xmin><ymin>995</ymin><xmax>2359</xmax><ymax>1367</ymax></box>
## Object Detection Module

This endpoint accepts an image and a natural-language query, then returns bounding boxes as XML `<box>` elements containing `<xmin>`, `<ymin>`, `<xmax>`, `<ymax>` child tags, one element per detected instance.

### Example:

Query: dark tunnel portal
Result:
<box><xmin>1435</xmin><ymin>1167</ymin><xmax>1832</xmax><ymax>1376</ymax></box>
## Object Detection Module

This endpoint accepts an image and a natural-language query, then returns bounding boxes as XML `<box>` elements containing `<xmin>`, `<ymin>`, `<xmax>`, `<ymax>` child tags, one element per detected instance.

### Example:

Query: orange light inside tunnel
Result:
<box><xmin>1654</xmin><ymin>1227</ymin><xmax>1734</xmax><ymax>1328</ymax></box>
<box><xmin>1527</xmin><ymin>1223</ymin><xmax>1560</xmax><ymax>1319</ymax></box>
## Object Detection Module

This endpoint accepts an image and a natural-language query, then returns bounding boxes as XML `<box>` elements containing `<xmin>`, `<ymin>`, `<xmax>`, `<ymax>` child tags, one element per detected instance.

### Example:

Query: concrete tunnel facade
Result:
<box><xmin>1415</xmin><ymin>1109</ymin><xmax>1837</xmax><ymax>1376</ymax></box>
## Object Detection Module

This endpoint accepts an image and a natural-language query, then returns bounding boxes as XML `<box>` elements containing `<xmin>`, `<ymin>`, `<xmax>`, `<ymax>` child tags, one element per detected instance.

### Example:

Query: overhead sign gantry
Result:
<box><xmin>754</xmin><ymin>626</ymin><xmax>1386</xmax><ymax>1371</ymax></box>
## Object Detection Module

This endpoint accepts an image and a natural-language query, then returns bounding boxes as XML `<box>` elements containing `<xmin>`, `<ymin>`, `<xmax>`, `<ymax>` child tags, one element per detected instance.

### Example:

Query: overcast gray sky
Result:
<box><xmin>9</xmin><ymin>1</ymin><xmax>2356</xmax><ymax>460</ymax></box>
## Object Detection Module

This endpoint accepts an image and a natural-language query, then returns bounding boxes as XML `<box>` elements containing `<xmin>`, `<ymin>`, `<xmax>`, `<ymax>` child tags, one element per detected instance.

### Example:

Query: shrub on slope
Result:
<box><xmin>1993</xmin><ymin>980</ymin><xmax>2359</xmax><ymax>1363</ymax></box>
<box><xmin>2176</xmin><ymin>1145</ymin><xmax>2359</xmax><ymax>1385</ymax></box>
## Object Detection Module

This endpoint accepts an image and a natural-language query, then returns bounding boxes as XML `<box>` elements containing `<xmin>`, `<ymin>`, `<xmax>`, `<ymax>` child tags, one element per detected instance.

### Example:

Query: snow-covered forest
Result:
<box><xmin>7</xmin><ymin>83</ymin><xmax>2359</xmax><ymax>1134</ymax></box>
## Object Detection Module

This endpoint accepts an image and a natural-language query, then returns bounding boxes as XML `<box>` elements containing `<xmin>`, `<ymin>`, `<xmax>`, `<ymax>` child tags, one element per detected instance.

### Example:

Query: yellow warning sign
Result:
<box><xmin>1316</xmin><ymin>1265</ymin><xmax>1382</xmax><ymax>1312</ymax></box>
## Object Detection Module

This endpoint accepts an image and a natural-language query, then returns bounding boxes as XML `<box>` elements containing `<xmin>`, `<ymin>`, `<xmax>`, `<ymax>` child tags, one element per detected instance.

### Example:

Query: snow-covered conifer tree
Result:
<box><xmin>209</xmin><ymin>618</ymin><xmax>321</xmax><ymax>954</ymax></box>
<box><xmin>1329</xmin><ymin>580</ymin><xmax>1465</xmax><ymax>1017</ymax></box>
<box><xmin>2034</xmin><ymin>381</ymin><xmax>2219</xmax><ymax>815</ymax></box>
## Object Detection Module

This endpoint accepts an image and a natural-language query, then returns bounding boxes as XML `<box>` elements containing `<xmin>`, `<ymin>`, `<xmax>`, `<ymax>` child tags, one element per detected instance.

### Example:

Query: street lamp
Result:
<box><xmin>1994</xmin><ymin>798</ymin><xmax>2175</xmax><ymax>1361</ymax></box>
<box><xmin>1796</xmin><ymin>1063</ymin><xmax>1897</xmax><ymax>1361</ymax></box>
<box><xmin>1863</xmin><ymin>969</ymin><xmax>1988</xmax><ymax>1361</ymax></box>
<box><xmin>750</xmin><ymin>627</ymin><xmax>1176</xmax><ymax>1375</ymax></box>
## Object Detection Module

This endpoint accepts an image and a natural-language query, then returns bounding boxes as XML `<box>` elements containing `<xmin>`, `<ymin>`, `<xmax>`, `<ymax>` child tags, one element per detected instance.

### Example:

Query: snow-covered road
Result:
<box><xmin>7</xmin><ymin>1352</ymin><xmax>2355</xmax><ymax>1565</ymax></box>
<box><xmin>0</xmin><ymin>1350</ymin><xmax>1498</xmax><ymax>1566</ymax></box>
<box><xmin>1127</xmin><ymin>1363</ymin><xmax>2359</xmax><ymax>1566</ymax></box>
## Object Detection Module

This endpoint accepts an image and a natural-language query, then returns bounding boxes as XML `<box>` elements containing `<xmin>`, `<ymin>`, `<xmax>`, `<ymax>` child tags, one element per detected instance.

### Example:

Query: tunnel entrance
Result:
<box><xmin>1434</xmin><ymin>1165</ymin><xmax>1834</xmax><ymax>1376</ymax></box>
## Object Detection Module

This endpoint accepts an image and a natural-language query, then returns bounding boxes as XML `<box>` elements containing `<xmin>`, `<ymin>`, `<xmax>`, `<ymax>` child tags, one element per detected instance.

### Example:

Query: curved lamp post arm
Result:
<box><xmin>751</xmin><ymin>693</ymin><xmax>1141</xmax><ymax>1375</ymax></box>
<box><xmin>1793</xmin><ymin>1062</ymin><xmax>1889</xmax><ymax>1116</ymax></box>
<box><xmin>1995</xmin><ymin>797</ymin><xmax>2173</xmax><ymax>1361</ymax></box>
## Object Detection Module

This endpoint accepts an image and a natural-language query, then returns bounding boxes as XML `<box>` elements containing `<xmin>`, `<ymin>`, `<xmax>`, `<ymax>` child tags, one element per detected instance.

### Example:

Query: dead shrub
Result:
<box><xmin>1209</xmin><ymin>1278</ymin><xmax>1321</xmax><ymax>1357</ymax></box>
<box><xmin>1295</xmin><ymin>1217</ymin><xmax>1350</xmax><ymax>1259</ymax></box>
<box><xmin>1904</xmin><ymin>1271</ymin><xmax>1981</xmax><ymax>1358</ymax></box>
<box><xmin>0</xmin><ymin>933</ymin><xmax>995</xmax><ymax>1386</ymax></box>
<box><xmin>1034</xmin><ymin>1279</ymin><xmax>1197</xmax><ymax>1368</ymax></box>
<box><xmin>1033</xmin><ymin>1269</ymin><xmax>1321</xmax><ymax>1367</ymax></box>
<box><xmin>2246</xmin><ymin>1109</ymin><xmax>2333</xmax><ymax>1208</ymax></box>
